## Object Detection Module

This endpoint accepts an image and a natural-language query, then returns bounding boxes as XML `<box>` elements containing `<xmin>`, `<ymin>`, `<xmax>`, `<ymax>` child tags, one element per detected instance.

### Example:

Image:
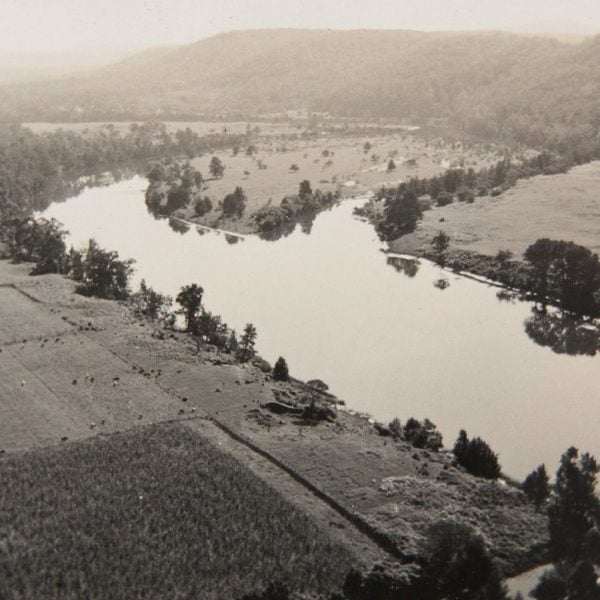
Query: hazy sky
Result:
<box><xmin>3</xmin><ymin>0</ymin><xmax>600</xmax><ymax>55</ymax></box>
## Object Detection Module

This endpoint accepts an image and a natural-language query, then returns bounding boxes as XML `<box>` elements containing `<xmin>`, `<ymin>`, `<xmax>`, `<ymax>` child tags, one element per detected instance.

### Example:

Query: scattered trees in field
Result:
<box><xmin>453</xmin><ymin>430</ymin><xmax>501</xmax><ymax>479</ymax></box>
<box><xmin>273</xmin><ymin>357</ymin><xmax>290</xmax><ymax>381</ymax></box>
<box><xmin>176</xmin><ymin>284</ymin><xmax>204</xmax><ymax>332</ymax></box>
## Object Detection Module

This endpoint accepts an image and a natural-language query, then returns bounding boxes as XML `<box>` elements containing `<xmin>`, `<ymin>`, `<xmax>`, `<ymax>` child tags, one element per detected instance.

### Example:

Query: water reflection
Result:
<box><xmin>386</xmin><ymin>255</ymin><xmax>420</xmax><ymax>278</ymax></box>
<box><xmin>524</xmin><ymin>308</ymin><xmax>600</xmax><ymax>356</ymax></box>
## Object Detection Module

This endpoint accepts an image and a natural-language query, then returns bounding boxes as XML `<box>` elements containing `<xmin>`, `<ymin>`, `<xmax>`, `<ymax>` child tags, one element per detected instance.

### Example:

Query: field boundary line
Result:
<box><xmin>209</xmin><ymin>416</ymin><xmax>410</xmax><ymax>563</ymax></box>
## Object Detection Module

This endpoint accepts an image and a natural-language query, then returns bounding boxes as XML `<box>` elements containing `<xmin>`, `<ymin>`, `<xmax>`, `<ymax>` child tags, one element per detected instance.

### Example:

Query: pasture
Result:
<box><xmin>390</xmin><ymin>161</ymin><xmax>600</xmax><ymax>258</ymax></box>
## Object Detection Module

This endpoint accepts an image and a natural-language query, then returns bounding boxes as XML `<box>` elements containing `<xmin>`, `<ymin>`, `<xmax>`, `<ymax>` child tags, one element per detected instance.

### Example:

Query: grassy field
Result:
<box><xmin>184</xmin><ymin>133</ymin><xmax>495</xmax><ymax>234</ymax></box>
<box><xmin>0</xmin><ymin>423</ymin><xmax>355</xmax><ymax>600</ymax></box>
<box><xmin>389</xmin><ymin>161</ymin><xmax>600</xmax><ymax>258</ymax></box>
<box><xmin>0</xmin><ymin>285</ymin><xmax>73</xmax><ymax>344</ymax></box>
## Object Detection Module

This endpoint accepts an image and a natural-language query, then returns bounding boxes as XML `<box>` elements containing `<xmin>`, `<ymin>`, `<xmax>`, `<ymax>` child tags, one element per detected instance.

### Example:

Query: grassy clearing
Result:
<box><xmin>0</xmin><ymin>423</ymin><xmax>355</xmax><ymax>599</ymax></box>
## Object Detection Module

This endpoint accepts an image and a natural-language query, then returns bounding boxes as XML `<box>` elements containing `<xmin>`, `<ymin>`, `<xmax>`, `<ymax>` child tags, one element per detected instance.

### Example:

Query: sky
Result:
<box><xmin>2</xmin><ymin>0</ymin><xmax>600</xmax><ymax>55</ymax></box>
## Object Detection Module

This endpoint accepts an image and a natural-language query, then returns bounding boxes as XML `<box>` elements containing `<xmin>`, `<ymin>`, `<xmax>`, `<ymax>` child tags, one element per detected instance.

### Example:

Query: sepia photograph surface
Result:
<box><xmin>0</xmin><ymin>1</ymin><xmax>599</xmax><ymax>598</ymax></box>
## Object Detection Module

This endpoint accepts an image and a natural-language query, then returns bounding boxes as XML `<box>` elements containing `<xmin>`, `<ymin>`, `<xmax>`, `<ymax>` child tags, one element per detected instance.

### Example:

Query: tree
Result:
<box><xmin>548</xmin><ymin>446</ymin><xmax>600</xmax><ymax>561</ymax></box>
<box><xmin>237</xmin><ymin>323</ymin><xmax>257</xmax><ymax>362</ymax></box>
<box><xmin>222</xmin><ymin>186</ymin><xmax>246</xmax><ymax>218</ymax></box>
<box><xmin>76</xmin><ymin>239</ymin><xmax>134</xmax><ymax>300</ymax></box>
<box><xmin>522</xmin><ymin>464</ymin><xmax>550</xmax><ymax>510</ymax></box>
<box><xmin>176</xmin><ymin>284</ymin><xmax>204</xmax><ymax>332</ymax></box>
<box><xmin>298</xmin><ymin>180</ymin><xmax>312</xmax><ymax>200</ymax></box>
<box><xmin>273</xmin><ymin>357</ymin><xmax>289</xmax><ymax>381</ymax></box>
<box><xmin>387</xmin><ymin>159</ymin><xmax>396</xmax><ymax>172</ymax></box>
<box><xmin>432</xmin><ymin>231</ymin><xmax>450</xmax><ymax>265</ymax></box>
<box><xmin>209</xmin><ymin>156</ymin><xmax>225</xmax><ymax>179</ymax></box>
<box><xmin>524</xmin><ymin>239</ymin><xmax>600</xmax><ymax>316</ymax></box>
<box><xmin>376</xmin><ymin>188</ymin><xmax>422</xmax><ymax>241</ymax></box>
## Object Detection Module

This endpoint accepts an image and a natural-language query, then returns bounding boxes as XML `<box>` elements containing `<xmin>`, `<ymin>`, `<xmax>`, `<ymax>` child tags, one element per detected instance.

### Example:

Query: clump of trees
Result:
<box><xmin>375</xmin><ymin>188</ymin><xmax>422</xmax><ymax>241</ymax></box>
<box><xmin>253</xmin><ymin>181</ymin><xmax>338</xmax><ymax>239</ymax></box>
<box><xmin>2</xmin><ymin>217</ymin><xmax>68</xmax><ymax>274</ymax></box>
<box><xmin>453</xmin><ymin>430</ymin><xmax>501</xmax><ymax>479</ymax></box>
<box><xmin>378</xmin><ymin>417</ymin><xmax>443</xmax><ymax>452</ymax></box>
<box><xmin>0</xmin><ymin>216</ymin><xmax>135</xmax><ymax>300</ymax></box>
<box><xmin>145</xmin><ymin>161</ymin><xmax>208</xmax><ymax>218</ymax></box>
<box><xmin>524</xmin><ymin>238</ymin><xmax>600</xmax><ymax>317</ymax></box>
<box><xmin>131</xmin><ymin>279</ymin><xmax>173</xmax><ymax>324</ymax></box>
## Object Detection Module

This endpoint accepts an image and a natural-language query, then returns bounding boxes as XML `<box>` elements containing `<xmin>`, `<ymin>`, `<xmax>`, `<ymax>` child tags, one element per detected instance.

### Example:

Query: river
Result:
<box><xmin>42</xmin><ymin>175</ymin><xmax>600</xmax><ymax>479</ymax></box>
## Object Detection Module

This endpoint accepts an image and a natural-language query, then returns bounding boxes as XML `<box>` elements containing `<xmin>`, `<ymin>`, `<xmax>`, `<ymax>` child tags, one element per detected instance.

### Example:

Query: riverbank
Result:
<box><xmin>0</xmin><ymin>258</ymin><xmax>548</xmax><ymax>587</ymax></box>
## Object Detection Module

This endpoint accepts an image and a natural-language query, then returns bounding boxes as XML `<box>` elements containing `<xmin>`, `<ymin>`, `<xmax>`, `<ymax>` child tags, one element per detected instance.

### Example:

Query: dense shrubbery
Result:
<box><xmin>453</xmin><ymin>430</ymin><xmax>501</xmax><ymax>479</ymax></box>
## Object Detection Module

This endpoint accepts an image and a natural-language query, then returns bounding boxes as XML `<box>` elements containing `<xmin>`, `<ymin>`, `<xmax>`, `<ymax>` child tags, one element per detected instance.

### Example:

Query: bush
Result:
<box><xmin>435</xmin><ymin>191</ymin><xmax>453</xmax><ymax>207</ymax></box>
<box><xmin>273</xmin><ymin>357</ymin><xmax>289</xmax><ymax>381</ymax></box>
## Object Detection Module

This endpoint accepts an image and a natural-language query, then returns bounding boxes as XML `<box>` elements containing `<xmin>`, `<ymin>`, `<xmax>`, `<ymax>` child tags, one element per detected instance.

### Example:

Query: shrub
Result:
<box><xmin>435</xmin><ymin>191</ymin><xmax>453</xmax><ymax>207</ymax></box>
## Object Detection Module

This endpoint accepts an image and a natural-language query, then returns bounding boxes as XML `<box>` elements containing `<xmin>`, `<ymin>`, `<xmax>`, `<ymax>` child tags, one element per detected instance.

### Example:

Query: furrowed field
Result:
<box><xmin>0</xmin><ymin>423</ymin><xmax>355</xmax><ymax>599</ymax></box>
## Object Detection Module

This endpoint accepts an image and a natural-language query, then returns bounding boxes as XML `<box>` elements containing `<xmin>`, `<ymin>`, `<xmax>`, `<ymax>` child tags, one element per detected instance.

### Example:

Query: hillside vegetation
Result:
<box><xmin>2</xmin><ymin>29</ymin><xmax>600</xmax><ymax>149</ymax></box>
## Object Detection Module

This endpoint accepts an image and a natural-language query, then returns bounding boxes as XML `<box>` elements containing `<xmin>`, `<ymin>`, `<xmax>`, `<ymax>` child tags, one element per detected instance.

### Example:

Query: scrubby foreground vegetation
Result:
<box><xmin>0</xmin><ymin>423</ymin><xmax>355</xmax><ymax>599</ymax></box>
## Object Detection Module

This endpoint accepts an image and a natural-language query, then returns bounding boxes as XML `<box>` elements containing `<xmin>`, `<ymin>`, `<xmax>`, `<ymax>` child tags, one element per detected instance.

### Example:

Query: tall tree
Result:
<box><xmin>237</xmin><ymin>323</ymin><xmax>257</xmax><ymax>363</ymax></box>
<box><xmin>209</xmin><ymin>156</ymin><xmax>225</xmax><ymax>179</ymax></box>
<box><xmin>176</xmin><ymin>284</ymin><xmax>204</xmax><ymax>332</ymax></box>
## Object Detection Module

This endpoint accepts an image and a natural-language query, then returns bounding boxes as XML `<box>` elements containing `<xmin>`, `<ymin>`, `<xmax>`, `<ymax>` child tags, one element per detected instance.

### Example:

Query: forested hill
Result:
<box><xmin>2</xmin><ymin>29</ymin><xmax>600</xmax><ymax>149</ymax></box>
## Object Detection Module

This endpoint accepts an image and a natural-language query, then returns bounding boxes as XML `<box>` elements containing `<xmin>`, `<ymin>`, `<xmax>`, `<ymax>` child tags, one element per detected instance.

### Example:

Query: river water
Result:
<box><xmin>42</xmin><ymin>176</ymin><xmax>600</xmax><ymax>479</ymax></box>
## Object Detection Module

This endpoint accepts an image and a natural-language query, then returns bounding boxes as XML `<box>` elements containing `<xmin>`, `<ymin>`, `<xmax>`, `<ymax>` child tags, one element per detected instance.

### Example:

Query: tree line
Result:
<box><xmin>0</xmin><ymin>122</ymin><xmax>251</xmax><ymax>220</ymax></box>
